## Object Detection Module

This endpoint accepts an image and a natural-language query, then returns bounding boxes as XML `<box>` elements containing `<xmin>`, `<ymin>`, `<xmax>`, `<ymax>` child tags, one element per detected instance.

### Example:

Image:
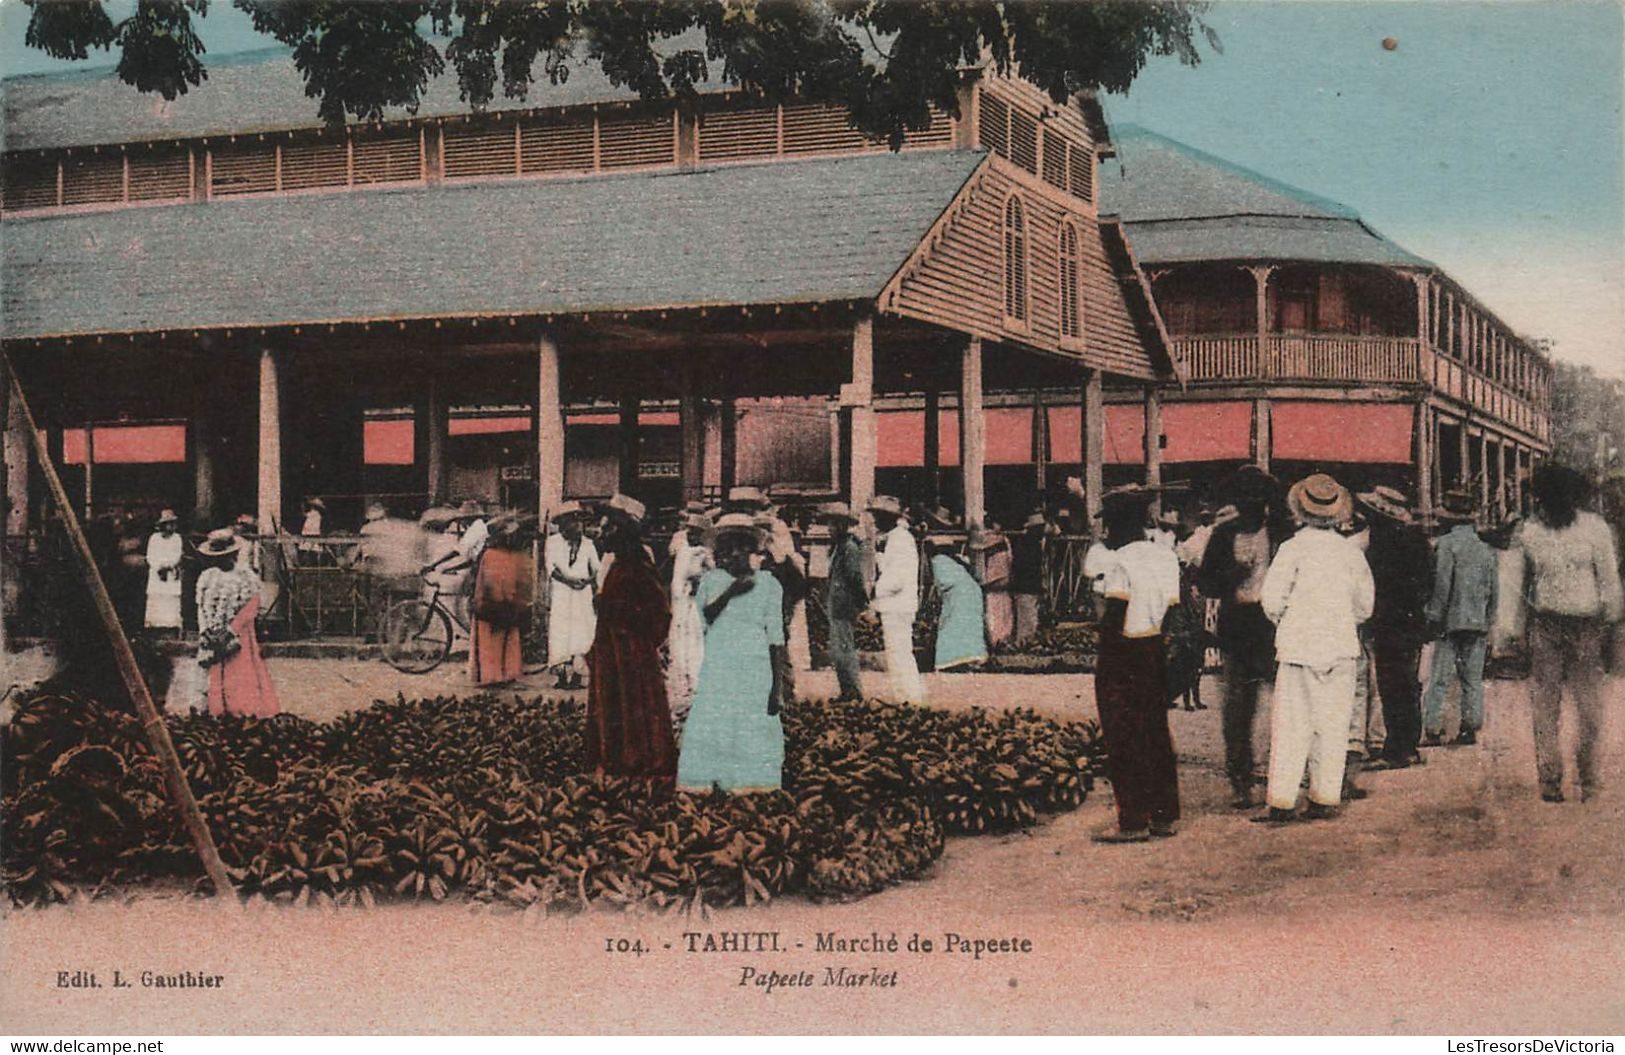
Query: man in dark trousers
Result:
<box><xmin>1358</xmin><ymin>485</ymin><xmax>1434</xmax><ymax>770</ymax></box>
<box><xmin>1196</xmin><ymin>467</ymin><xmax>1289</xmax><ymax>809</ymax></box>
<box><xmin>821</xmin><ymin>502</ymin><xmax>867</xmax><ymax>701</ymax></box>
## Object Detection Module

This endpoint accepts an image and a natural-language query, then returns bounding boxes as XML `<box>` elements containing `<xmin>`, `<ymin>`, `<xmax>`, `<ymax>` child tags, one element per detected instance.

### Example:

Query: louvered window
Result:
<box><xmin>1009</xmin><ymin>109</ymin><xmax>1038</xmax><ymax>174</ymax></box>
<box><xmin>62</xmin><ymin>153</ymin><xmax>124</xmax><ymax>206</ymax></box>
<box><xmin>599</xmin><ymin>111</ymin><xmax>676</xmax><ymax>169</ymax></box>
<box><xmin>1004</xmin><ymin>195</ymin><xmax>1028</xmax><ymax>324</ymax></box>
<box><xmin>782</xmin><ymin>103</ymin><xmax>871</xmax><ymax>155</ymax></box>
<box><xmin>1067</xmin><ymin>143</ymin><xmax>1093</xmax><ymax>203</ymax></box>
<box><xmin>909</xmin><ymin>107</ymin><xmax>954</xmax><ymax>147</ymax></box>
<box><xmin>443</xmin><ymin>123</ymin><xmax>517</xmax><ymax>180</ymax></box>
<box><xmin>1059</xmin><ymin>222</ymin><xmax>1082</xmax><ymax>340</ymax></box>
<box><xmin>980</xmin><ymin>94</ymin><xmax>1009</xmax><ymax>158</ymax></box>
<box><xmin>1042</xmin><ymin>130</ymin><xmax>1067</xmax><ymax>188</ymax></box>
<box><xmin>210</xmin><ymin>143</ymin><xmax>277</xmax><ymax>196</ymax></box>
<box><xmin>281</xmin><ymin>137</ymin><xmax>348</xmax><ymax>191</ymax></box>
<box><xmin>520</xmin><ymin>117</ymin><xmax>594</xmax><ymax>174</ymax></box>
<box><xmin>699</xmin><ymin>105</ymin><xmax>779</xmax><ymax>161</ymax></box>
<box><xmin>128</xmin><ymin>146</ymin><xmax>190</xmax><ymax>202</ymax></box>
<box><xmin>2</xmin><ymin>154</ymin><xmax>60</xmax><ymax>212</ymax></box>
<box><xmin>353</xmin><ymin>128</ymin><xmax>422</xmax><ymax>185</ymax></box>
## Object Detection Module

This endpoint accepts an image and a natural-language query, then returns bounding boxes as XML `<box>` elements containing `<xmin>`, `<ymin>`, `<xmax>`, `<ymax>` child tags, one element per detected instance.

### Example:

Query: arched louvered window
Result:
<box><xmin>1059</xmin><ymin>222</ymin><xmax>1082</xmax><ymax>340</ymax></box>
<box><xmin>1003</xmin><ymin>196</ymin><xmax>1028</xmax><ymax>324</ymax></box>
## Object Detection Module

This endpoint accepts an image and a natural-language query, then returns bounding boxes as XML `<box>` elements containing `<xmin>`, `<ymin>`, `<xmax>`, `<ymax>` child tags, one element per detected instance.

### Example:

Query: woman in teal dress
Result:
<box><xmin>928</xmin><ymin>536</ymin><xmax>988</xmax><ymax>671</ymax></box>
<box><xmin>676</xmin><ymin>514</ymin><xmax>787</xmax><ymax>794</ymax></box>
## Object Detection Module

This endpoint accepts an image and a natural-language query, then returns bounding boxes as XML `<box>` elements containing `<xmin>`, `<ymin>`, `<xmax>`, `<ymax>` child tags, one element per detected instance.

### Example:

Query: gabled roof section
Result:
<box><xmin>1</xmin><ymin>150</ymin><xmax>986</xmax><ymax>341</ymax></box>
<box><xmin>1100</xmin><ymin>125</ymin><xmax>1431</xmax><ymax>269</ymax></box>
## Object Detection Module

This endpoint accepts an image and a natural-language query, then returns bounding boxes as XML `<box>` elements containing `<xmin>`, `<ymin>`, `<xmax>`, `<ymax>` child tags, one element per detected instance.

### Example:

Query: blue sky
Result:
<box><xmin>4</xmin><ymin>0</ymin><xmax>1621</xmax><ymax>376</ymax></box>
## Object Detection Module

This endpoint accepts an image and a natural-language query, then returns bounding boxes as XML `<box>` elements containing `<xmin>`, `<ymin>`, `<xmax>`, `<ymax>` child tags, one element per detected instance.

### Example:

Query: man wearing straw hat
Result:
<box><xmin>1357</xmin><ymin>484</ymin><xmax>1434</xmax><ymax>771</ymax></box>
<box><xmin>868</xmin><ymin>494</ymin><xmax>924</xmax><ymax>703</ymax></box>
<box><xmin>545</xmin><ymin>501</ymin><xmax>600</xmax><ymax>690</ymax></box>
<box><xmin>821</xmin><ymin>501</ymin><xmax>867</xmax><ymax>701</ymax></box>
<box><xmin>1010</xmin><ymin>511</ymin><xmax>1048</xmax><ymax>645</ymax></box>
<box><xmin>143</xmin><ymin>508</ymin><xmax>184</xmax><ymax>633</ymax></box>
<box><xmin>1255</xmin><ymin>473</ymin><xmax>1374</xmax><ymax>824</ymax></box>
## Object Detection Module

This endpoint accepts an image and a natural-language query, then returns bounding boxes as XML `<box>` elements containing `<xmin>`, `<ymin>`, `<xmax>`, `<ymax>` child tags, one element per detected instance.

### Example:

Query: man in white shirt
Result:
<box><xmin>867</xmin><ymin>495</ymin><xmax>924</xmax><ymax>703</ymax></box>
<box><xmin>1256</xmin><ymin>473</ymin><xmax>1375</xmax><ymax>824</ymax></box>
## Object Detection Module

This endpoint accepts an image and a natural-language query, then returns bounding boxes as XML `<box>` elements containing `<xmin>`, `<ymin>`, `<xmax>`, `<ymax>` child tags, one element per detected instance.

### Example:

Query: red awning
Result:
<box><xmin>450</xmin><ymin>414</ymin><xmax>532</xmax><ymax>436</ymax></box>
<box><xmin>363</xmin><ymin>419</ymin><xmax>415</xmax><ymax>465</ymax></box>
<box><xmin>61</xmin><ymin>424</ymin><xmax>186</xmax><ymax>465</ymax></box>
<box><xmin>876</xmin><ymin>408</ymin><xmax>1034</xmax><ymax>468</ymax></box>
<box><xmin>1162</xmin><ymin>401</ymin><xmax>1253</xmax><ymax>463</ymax></box>
<box><xmin>1044</xmin><ymin>405</ymin><xmax>1146</xmax><ymax>465</ymax></box>
<box><xmin>1271</xmin><ymin>401</ymin><xmax>1414</xmax><ymax>464</ymax></box>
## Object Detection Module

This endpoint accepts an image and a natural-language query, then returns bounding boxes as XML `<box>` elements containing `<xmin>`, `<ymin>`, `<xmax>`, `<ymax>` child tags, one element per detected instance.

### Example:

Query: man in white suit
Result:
<box><xmin>868</xmin><ymin>495</ymin><xmax>924</xmax><ymax>703</ymax></box>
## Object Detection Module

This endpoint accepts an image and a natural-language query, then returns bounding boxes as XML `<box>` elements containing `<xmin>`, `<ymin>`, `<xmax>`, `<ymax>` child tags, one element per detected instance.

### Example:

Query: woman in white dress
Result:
<box><xmin>666</xmin><ymin>512</ymin><xmax>713</xmax><ymax>730</ymax></box>
<box><xmin>143</xmin><ymin>509</ymin><xmax>184</xmax><ymax>633</ymax></box>
<box><xmin>545</xmin><ymin>502</ymin><xmax>599</xmax><ymax>689</ymax></box>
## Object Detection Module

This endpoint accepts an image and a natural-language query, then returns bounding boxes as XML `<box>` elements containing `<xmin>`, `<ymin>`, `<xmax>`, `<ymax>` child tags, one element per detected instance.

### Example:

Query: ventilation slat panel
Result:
<box><xmin>211</xmin><ymin>144</ymin><xmax>277</xmax><ymax>196</ymax></box>
<box><xmin>698</xmin><ymin>106</ymin><xmax>779</xmax><ymax>161</ymax></box>
<box><xmin>782</xmin><ymin>103</ymin><xmax>871</xmax><ymax>155</ymax></box>
<box><xmin>1067</xmin><ymin>143</ymin><xmax>1093</xmax><ymax>204</ymax></box>
<box><xmin>908</xmin><ymin>106</ymin><xmax>954</xmax><ymax>148</ymax></box>
<box><xmin>598</xmin><ymin>113</ymin><xmax>675</xmax><ymax>170</ymax></box>
<box><xmin>2</xmin><ymin>155</ymin><xmax>60</xmax><ymax>211</ymax></box>
<box><xmin>1041</xmin><ymin>130</ymin><xmax>1067</xmax><ymax>188</ymax></box>
<box><xmin>1009</xmin><ymin>109</ymin><xmax>1038</xmax><ymax>174</ymax></box>
<box><xmin>281</xmin><ymin>139</ymin><xmax>348</xmax><ymax>191</ymax></box>
<box><xmin>980</xmin><ymin>94</ymin><xmax>1009</xmax><ymax>158</ymax></box>
<box><xmin>62</xmin><ymin>154</ymin><xmax>124</xmax><ymax>206</ymax></box>
<box><xmin>442</xmin><ymin>125</ymin><xmax>515</xmax><ymax>180</ymax></box>
<box><xmin>352</xmin><ymin>129</ymin><xmax>421</xmax><ymax>185</ymax></box>
<box><xmin>128</xmin><ymin>147</ymin><xmax>190</xmax><ymax>202</ymax></box>
<box><xmin>520</xmin><ymin>119</ymin><xmax>594</xmax><ymax>174</ymax></box>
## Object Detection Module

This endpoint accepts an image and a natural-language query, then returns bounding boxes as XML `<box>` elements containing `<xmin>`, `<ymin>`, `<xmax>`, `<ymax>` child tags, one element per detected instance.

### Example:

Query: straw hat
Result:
<box><xmin>924</xmin><ymin>504</ymin><xmax>959</xmax><ymax>528</ymax></box>
<box><xmin>725</xmin><ymin>486</ymin><xmax>771</xmax><ymax>510</ymax></box>
<box><xmin>867</xmin><ymin>494</ymin><xmax>905</xmax><ymax>518</ymax></box>
<box><xmin>1023</xmin><ymin>512</ymin><xmax>1047</xmax><ymax>529</ymax></box>
<box><xmin>820</xmin><ymin>501</ymin><xmax>859</xmax><ymax>524</ymax></box>
<box><xmin>1289</xmin><ymin>473</ymin><xmax>1353</xmax><ymax>526</ymax></box>
<box><xmin>419</xmin><ymin>506</ymin><xmax>460</xmax><ymax>530</ymax></box>
<box><xmin>604</xmin><ymin>492</ymin><xmax>646</xmax><ymax>524</ymax></box>
<box><xmin>303</xmin><ymin>497</ymin><xmax>326</xmax><ymax>511</ymax></box>
<box><xmin>1439</xmin><ymin>489</ymin><xmax>1478</xmax><ymax>521</ymax></box>
<box><xmin>1356</xmin><ymin>485</ymin><xmax>1414</xmax><ymax>524</ymax></box>
<box><xmin>712</xmin><ymin>512</ymin><xmax>763</xmax><ymax>543</ymax></box>
<box><xmin>550</xmin><ymin>500</ymin><xmax>586</xmax><ymax>523</ymax></box>
<box><xmin>155</xmin><ymin>508</ymin><xmax>179</xmax><ymax>527</ymax></box>
<box><xmin>1093</xmin><ymin>485</ymin><xmax>1157</xmax><ymax>519</ymax></box>
<box><xmin>681</xmin><ymin>511</ymin><xmax>712</xmax><ymax>532</ymax></box>
<box><xmin>197</xmin><ymin>527</ymin><xmax>243</xmax><ymax>558</ymax></box>
<box><xmin>364</xmin><ymin>502</ymin><xmax>387</xmax><ymax>522</ymax></box>
<box><xmin>925</xmin><ymin>534</ymin><xmax>960</xmax><ymax>550</ymax></box>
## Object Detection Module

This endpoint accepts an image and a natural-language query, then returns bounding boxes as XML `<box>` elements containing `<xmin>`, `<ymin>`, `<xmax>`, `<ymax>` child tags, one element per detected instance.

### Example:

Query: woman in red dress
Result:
<box><xmin>470</xmin><ymin>512</ymin><xmax>537</xmax><ymax>687</ymax></box>
<box><xmin>195</xmin><ymin>528</ymin><xmax>279</xmax><ymax>717</ymax></box>
<box><xmin>585</xmin><ymin>494</ymin><xmax>677</xmax><ymax>783</ymax></box>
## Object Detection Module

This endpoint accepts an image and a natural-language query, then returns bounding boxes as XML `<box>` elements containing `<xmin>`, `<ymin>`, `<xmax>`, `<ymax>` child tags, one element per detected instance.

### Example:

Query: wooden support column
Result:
<box><xmin>960</xmin><ymin>337</ymin><xmax>986</xmax><ymax>529</ymax></box>
<box><xmin>535</xmin><ymin>335</ymin><xmax>564</xmax><ymax>516</ymax></box>
<box><xmin>1248</xmin><ymin>265</ymin><xmax>1274</xmax><ymax>378</ymax></box>
<box><xmin>1410</xmin><ymin>271</ymin><xmax>1430</xmax><ymax>378</ymax></box>
<box><xmin>1253</xmin><ymin>398</ymin><xmax>1272</xmax><ymax>473</ymax></box>
<box><xmin>922</xmin><ymin>388</ymin><xmax>940</xmax><ymax>507</ymax></box>
<box><xmin>678</xmin><ymin>364</ymin><xmax>704</xmax><ymax>504</ymax></box>
<box><xmin>1415</xmin><ymin>402</ymin><xmax>1434</xmax><ymax>524</ymax></box>
<box><xmin>1458</xmin><ymin>419</ymin><xmax>1471</xmax><ymax>488</ymax></box>
<box><xmin>2</xmin><ymin>374</ymin><xmax>25</xmax><ymax>536</ymax></box>
<box><xmin>425</xmin><ymin>372</ymin><xmax>448</xmax><ymax>504</ymax></box>
<box><xmin>192</xmin><ymin>420</ymin><xmax>217</xmax><ymax>528</ymax></box>
<box><xmin>846</xmin><ymin>316</ymin><xmax>877</xmax><ymax>516</ymax></box>
<box><xmin>1143</xmin><ymin>386</ymin><xmax>1163</xmax><ymax>497</ymax></box>
<box><xmin>256</xmin><ymin>349</ymin><xmax>282</xmax><ymax>546</ymax></box>
<box><xmin>617</xmin><ymin>393</ymin><xmax>641</xmax><ymax>498</ymax></box>
<box><xmin>1081</xmin><ymin>370</ymin><xmax>1104</xmax><ymax>522</ymax></box>
<box><xmin>719</xmin><ymin>396</ymin><xmax>738</xmax><ymax>496</ymax></box>
<box><xmin>1032</xmin><ymin>389</ymin><xmax>1048</xmax><ymax>494</ymax></box>
<box><xmin>1479</xmin><ymin>431</ymin><xmax>1492</xmax><ymax>509</ymax></box>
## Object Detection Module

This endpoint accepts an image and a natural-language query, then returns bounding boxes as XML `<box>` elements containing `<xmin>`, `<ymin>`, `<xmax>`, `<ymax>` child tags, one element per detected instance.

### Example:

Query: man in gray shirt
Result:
<box><xmin>1423</xmin><ymin>490</ymin><xmax>1500</xmax><ymax>747</ymax></box>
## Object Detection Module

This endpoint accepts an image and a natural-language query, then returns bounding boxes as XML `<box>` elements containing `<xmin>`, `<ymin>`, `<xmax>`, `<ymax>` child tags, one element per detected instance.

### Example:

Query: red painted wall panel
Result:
<box><xmin>363</xmin><ymin>419</ymin><xmax>415</xmax><ymax>465</ymax></box>
<box><xmin>62</xmin><ymin>425</ymin><xmax>186</xmax><ymax>465</ymax></box>
<box><xmin>876</xmin><ymin>408</ymin><xmax>1033</xmax><ymax>468</ymax></box>
<box><xmin>1271</xmin><ymin>401</ymin><xmax>1413</xmax><ymax>464</ymax></box>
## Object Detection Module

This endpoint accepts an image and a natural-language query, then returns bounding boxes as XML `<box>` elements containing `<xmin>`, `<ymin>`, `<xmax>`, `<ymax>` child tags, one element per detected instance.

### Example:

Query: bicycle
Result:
<box><xmin>379</xmin><ymin>571</ymin><xmax>468</xmax><ymax>674</ymax></box>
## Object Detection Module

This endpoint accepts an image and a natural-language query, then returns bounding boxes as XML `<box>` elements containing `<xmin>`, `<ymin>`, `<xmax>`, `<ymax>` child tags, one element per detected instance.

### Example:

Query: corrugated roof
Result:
<box><xmin>2</xmin><ymin>150</ymin><xmax>984</xmax><ymax>340</ymax></box>
<box><xmin>1101</xmin><ymin>125</ymin><xmax>1430</xmax><ymax>268</ymax></box>
<box><xmin>3</xmin><ymin>37</ymin><xmax>691</xmax><ymax>151</ymax></box>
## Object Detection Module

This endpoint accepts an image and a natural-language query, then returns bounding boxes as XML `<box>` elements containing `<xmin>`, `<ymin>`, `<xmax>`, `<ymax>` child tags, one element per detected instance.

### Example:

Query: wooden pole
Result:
<box><xmin>959</xmin><ymin>336</ymin><xmax>985</xmax><ymax>530</ymax></box>
<box><xmin>536</xmin><ymin>335</ymin><xmax>565</xmax><ymax>515</ymax></box>
<box><xmin>1144</xmin><ymin>386</ymin><xmax>1163</xmax><ymax>519</ymax></box>
<box><xmin>922</xmin><ymin>388</ymin><xmax>940</xmax><ymax>508</ymax></box>
<box><xmin>719</xmin><ymin>396</ymin><xmax>738</xmax><ymax>497</ymax></box>
<box><xmin>617</xmin><ymin>392</ymin><xmax>640</xmax><ymax>497</ymax></box>
<box><xmin>1082</xmin><ymin>369</ymin><xmax>1104</xmax><ymax>523</ymax></box>
<box><xmin>1415</xmin><ymin>401</ymin><xmax>1434</xmax><ymax>524</ymax></box>
<box><xmin>5</xmin><ymin>354</ymin><xmax>235</xmax><ymax>898</ymax></box>
<box><xmin>678</xmin><ymin>363</ymin><xmax>704</xmax><ymax>505</ymax></box>
<box><xmin>847</xmin><ymin>316</ymin><xmax>876</xmax><ymax>517</ymax></box>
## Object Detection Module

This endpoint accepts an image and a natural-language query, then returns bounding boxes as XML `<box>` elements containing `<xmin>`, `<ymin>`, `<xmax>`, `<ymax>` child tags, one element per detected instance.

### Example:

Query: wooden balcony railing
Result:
<box><xmin>1173</xmin><ymin>333</ymin><xmax>1422</xmax><ymax>384</ymax></box>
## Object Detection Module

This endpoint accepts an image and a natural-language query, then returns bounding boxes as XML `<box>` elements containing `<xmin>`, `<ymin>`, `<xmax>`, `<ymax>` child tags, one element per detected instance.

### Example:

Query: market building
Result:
<box><xmin>1</xmin><ymin>47</ymin><xmax>1173</xmax><ymax>636</ymax></box>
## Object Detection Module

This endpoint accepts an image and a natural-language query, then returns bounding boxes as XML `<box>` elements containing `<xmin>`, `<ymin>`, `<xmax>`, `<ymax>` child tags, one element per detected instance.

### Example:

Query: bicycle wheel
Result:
<box><xmin>381</xmin><ymin>600</ymin><xmax>453</xmax><ymax>674</ymax></box>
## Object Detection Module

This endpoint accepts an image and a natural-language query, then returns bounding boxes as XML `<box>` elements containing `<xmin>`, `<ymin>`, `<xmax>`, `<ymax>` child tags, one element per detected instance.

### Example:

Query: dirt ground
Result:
<box><xmin>5</xmin><ymin>663</ymin><xmax>1623</xmax><ymax>1035</ymax></box>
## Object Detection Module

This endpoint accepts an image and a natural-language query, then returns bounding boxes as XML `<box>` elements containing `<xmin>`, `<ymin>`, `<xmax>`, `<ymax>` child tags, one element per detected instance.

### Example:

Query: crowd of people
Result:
<box><xmin>1082</xmin><ymin>462</ymin><xmax>1623</xmax><ymax>844</ymax></box>
<box><xmin>78</xmin><ymin>456</ymin><xmax>1623</xmax><ymax>815</ymax></box>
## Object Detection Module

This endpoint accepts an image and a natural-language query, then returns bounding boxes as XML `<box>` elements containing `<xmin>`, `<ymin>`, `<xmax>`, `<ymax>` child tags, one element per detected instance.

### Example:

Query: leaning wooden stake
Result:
<box><xmin>4</xmin><ymin>354</ymin><xmax>236</xmax><ymax>898</ymax></box>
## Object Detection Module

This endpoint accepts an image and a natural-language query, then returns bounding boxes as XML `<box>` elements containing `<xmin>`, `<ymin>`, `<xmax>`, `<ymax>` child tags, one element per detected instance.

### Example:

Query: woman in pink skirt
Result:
<box><xmin>195</xmin><ymin>528</ymin><xmax>279</xmax><ymax>717</ymax></box>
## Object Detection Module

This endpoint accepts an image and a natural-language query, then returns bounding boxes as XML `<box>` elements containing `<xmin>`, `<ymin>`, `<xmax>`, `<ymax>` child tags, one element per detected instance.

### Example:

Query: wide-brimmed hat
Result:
<box><xmin>924</xmin><ymin>533</ymin><xmax>961</xmax><ymax>550</ymax></box>
<box><xmin>155</xmin><ymin>508</ymin><xmax>179</xmax><ymax>526</ymax></box>
<box><xmin>419</xmin><ymin>505</ymin><xmax>460</xmax><ymax>530</ymax></box>
<box><xmin>820</xmin><ymin>501</ymin><xmax>859</xmax><ymax>524</ymax></box>
<box><xmin>712</xmin><ymin>512</ymin><xmax>763</xmax><ymax>543</ymax></box>
<box><xmin>1023</xmin><ymin>512</ymin><xmax>1047</xmax><ymax>529</ymax></box>
<box><xmin>1094</xmin><ymin>485</ymin><xmax>1158</xmax><ymax>519</ymax></box>
<box><xmin>725</xmin><ymin>486</ymin><xmax>771</xmax><ymax>510</ymax></box>
<box><xmin>923</xmin><ymin>504</ymin><xmax>959</xmax><ymax>529</ymax></box>
<box><xmin>604</xmin><ymin>492</ymin><xmax>646</xmax><ymax>524</ymax></box>
<box><xmin>1289</xmin><ymin>474</ymin><xmax>1353</xmax><ymax>526</ymax></box>
<box><xmin>682</xmin><ymin>500</ymin><xmax>710</xmax><ymax>517</ymax></box>
<box><xmin>364</xmin><ymin>502</ymin><xmax>387</xmax><ymax>522</ymax></box>
<box><xmin>550</xmin><ymin>500</ymin><xmax>587</xmax><ymax>523</ymax></box>
<box><xmin>1157</xmin><ymin>508</ymin><xmax>1181</xmax><ymax>528</ymax></box>
<box><xmin>303</xmin><ymin>497</ymin><xmax>326</xmax><ymax>511</ymax></box>
<box><xmin>967</xmin><ymin>528</ymin><xmax>1002</xmax><ymax>551</ymax></box>
<box><xmin>681</xmin><ymin>511</ymin><xmax>712</xmax><ymax>532</ymax></box>
<box><xmin>455</xmin><ymin>499</ymin><xmax>485</xmax><ymax>517</ymax></box>
<box><xmin>197</xmin><ymin>527</ymin><xmax>243</xmax><ymax>557</ymax></box>
<box><xmin>1356</xmin><ymin>485</ymin><xmax>1413</xmax><ymax>524</ymax></box>
<box><xmin>867</xmin><ymin>494</ymin><xmax>905</xmax><ymax>518</ymax></box>
<box><xmin>1439</xmin><ymin>489</ymin><xmax>1478</xmax><ymax>521</ymax></box>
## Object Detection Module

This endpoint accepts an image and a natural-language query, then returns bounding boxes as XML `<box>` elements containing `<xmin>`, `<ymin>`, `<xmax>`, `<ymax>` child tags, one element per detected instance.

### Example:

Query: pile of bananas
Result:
<box><xmin>2</xmin><ymin>691</ymin><xmax>1103</xmax><ymax>908</ymax></box>
<box><xmin>993</xmin><ymin>622</ymin><xmax>1101</xmax><ymax>659</ymax></box>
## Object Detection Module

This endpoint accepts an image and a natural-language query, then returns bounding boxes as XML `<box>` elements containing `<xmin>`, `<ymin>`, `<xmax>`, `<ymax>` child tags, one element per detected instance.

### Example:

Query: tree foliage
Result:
<box><xmin>1550</xmin><ymin>359</ymin><xmax>1625</xmax><ymax>481</ymax></box>
<box><xmin>21</xmin><ymin>0</ymin><xmax>1215</xmax><ymax>144</ymax></box>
